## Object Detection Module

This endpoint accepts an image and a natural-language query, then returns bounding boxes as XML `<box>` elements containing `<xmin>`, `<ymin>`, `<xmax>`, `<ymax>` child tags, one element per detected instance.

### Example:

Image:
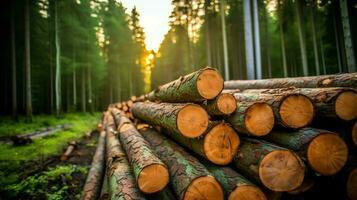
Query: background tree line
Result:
<box><xmin>0</xmin><ymin>0</ymin><xmax>147</xmax><ymax>120</ymax></box>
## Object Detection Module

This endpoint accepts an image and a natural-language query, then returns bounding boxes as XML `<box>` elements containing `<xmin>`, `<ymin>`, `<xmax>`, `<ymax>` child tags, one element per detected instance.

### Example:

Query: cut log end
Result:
<box><xmin>279</xmin><ymin>94</ymin><xmax>314</xmax><ymax>128</ymax></box>
<box><xmin>335</xmin><ymin>91</ymin><xmax>357</xmax><ymax>121</ymax></box>
<box><xmin>307</xmin><ymin>133</ymin><xmax>348</xmax><ymax>176</ymax></box>
<box><xmin>184</xmin><ymin>176</ymin><xmax>224</xmax><ymax>200</ymax></box>
<box><xmin>197</xmin><ymin>68</ymin><xmax>224</xmax><ymax>100</ymax></box>
<box><xmin>203</xmin><ymin>123</ymin><xmax>240</xmax><ymax>165</ymax></box>
<box><xmin>259</xmin><ymin>150</ymin><xmax>305</xmax><ymax>192</ymax></box>
<box><xmin>347</xmin><ymin>168</ymin><xmax>357</xmax><ymax>200</ymax></box>
<box><xmin>245</xmin><ymin>103</ymin><xmax>274</xmax><ymax>136</ymax></box>
<box><xmin>177</xmin><ymin>104</ymin><xmax>209</xmax><ymax>138</ymax></box>
<box><xmin>138</xmin><ymin>164</ymin><xmax>169</xmax><ymax>194</ymax></box>
<box><xmin>217</xmin><ymin>93</ymin><xmax>237</xmax><ymax>115</ymax></box>
<box><xmin>229</xmin><ymin>185</ymin><xmax>267</xmax><ymax>200</ymax></box>
<box><xmin>353</xmin><ymin>121</ymin><xmax>357</xmax><ymax>146</ymax></box>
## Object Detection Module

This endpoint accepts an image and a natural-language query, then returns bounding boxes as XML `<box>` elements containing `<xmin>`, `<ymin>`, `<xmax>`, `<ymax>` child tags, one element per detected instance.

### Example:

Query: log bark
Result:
<box><xmin>131</xmin><ymin>102</ymin><xmax>209</xmax><ymax>138</ymax></box>
<box><xmin>235</xmin><ymin>89</ymin><xmax>315</xmax><ymax>128</ymax></box>
<box><xmin>60</xmin><ymin>141</ymin><xmax>77</xmax><ymax>161</ymax></box>
<box><xmin>81</xmin><ymin>131</ymin><xmax>106</xmax><ymax>200</ymax></box>
<box><xmin>262</xmin><ymin>127</ymin><xmax>348</xmax><ymax>176</ymax></box>
<box><xmin>224</xmin><ymin>73</ymin><xmax>357</xmax><ymax>90</ymax></box>
<box><xmin>162</xmin><ymin>122</ymin><xmax>240</xmax><ymax>165</ymax></box>
<box><xmin>140</xmin><ymin>128</ymin><xmax>224</xmax><ymax>200</ymax></box>
<box><xmin>203</xmin><ymin>161</ymin><xmax>266</xmax><ymax>200</ymax></box>
<box><xmin>114</xmin><ymin>113</ymin><xmax>169</xmax><ymax>194</ymax></box>
<box><xmin>233</xmin><ymin>138</ymin><xmax>305</xmax><ymax>192</ymax></box>
<box><xmin>202</xmin><ymin>93</ymin><xmax>237</xmax><ymax>116</ymax></box>
<box><xmin>104</xmin><ymin>115</ymin><xmax>145</xmax><ymax>200</ymax></box>
<box><xmin>146</xmin><ymin>67</ymin><xmax>224</xmax><ymax>102</ymax></box>
<box><xmin>227</xmin><ymin>101</ymin><xmax>274</xmax><ymax>136</ymax></box>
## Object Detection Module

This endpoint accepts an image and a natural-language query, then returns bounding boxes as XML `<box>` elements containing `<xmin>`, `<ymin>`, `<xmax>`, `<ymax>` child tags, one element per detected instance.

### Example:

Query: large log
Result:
<box><xmin>162</xmin><ymin>122</ymin><xmax>240</xmax><ymax>165</ymax></box>
<box><xmin>224</xmin><ymin>72</ymin><xmax>357</xmax><ymax>90</ymax></box>
<box><xmin>147</xmin><ymin>67</ymin><xmax>224</xmax><ymax>102</ymax></box>
<box><xmin>140</xmin><ymin>128</ymin><xmax>224</xmax><ymax>200</ymax></box>
<box><xmin>262</xmin><ymin>127</ymin><xmax>348</xmax><ymax>176</ymax></box>
<box><xmin>202</xmin><ymin>93</ymin><xmax>237</xmax><ymax>116</ymax></box>
<box><xmin>227</xmin><ymin>101</ymin><xmax>275</xmax><ymax>136</ymax></box>
<box><xmin>131</xmin><ymin>102</ymin><xmax>209</xmax><ymax>138</ymax></box>
<box><xmin>81</xmin><ymin>131</ymin><xmax>106</xmax><ymax>200</ymax></box>
<box><xmin>202</xmin><ymin>161</ymin><xmax>266</xmax><ymax>200</ymax></box>
<box><xmin>234</xmin><ymin>89</ymin><xmax>315</xmax><ymax>128</ymax></box>
<box><xmin>104</xmin><ymin>115</ymin><xmax>145</xmax><ymax>200</ymax></box>
<box><xmin>233</xmin><ymin>138</ymin><xmax>305</xmax><ymax>192</ymax></box>
<box><xmin>115</xmin><ymin>113</ymin><xmax>169</xmax><ymax>194</ymax></box>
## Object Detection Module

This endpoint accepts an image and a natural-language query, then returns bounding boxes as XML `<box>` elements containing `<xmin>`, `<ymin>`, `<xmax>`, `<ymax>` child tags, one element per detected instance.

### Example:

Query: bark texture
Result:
<box><xmin>224</xmin><ymin>73</ymin><xmax>357</xmax><ymax>90</ymax></box>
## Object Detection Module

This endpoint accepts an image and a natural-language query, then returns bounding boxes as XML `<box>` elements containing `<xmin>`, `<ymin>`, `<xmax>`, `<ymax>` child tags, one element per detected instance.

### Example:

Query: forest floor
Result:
<box><xmin>0</xmin><ymin>113</ymin><xmax>100</xmax><ymax>200</ymax></box>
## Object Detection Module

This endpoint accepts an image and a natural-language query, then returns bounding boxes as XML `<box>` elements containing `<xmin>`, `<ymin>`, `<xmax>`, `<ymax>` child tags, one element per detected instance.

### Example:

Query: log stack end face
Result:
<box><xmin>138</xmin><ymin>163</ymin><xmax>169</xmax><ymax>194</ymax></box>
<box><xmin>279</xmin><ymin>94</ymin><xmax>314</xmax><ymax>128</ymax></box>
<box><xmin>307</xmin><ymin>133</ymin><xmax>348</xmax><ymax>176</ymax></box>
<box><xmin>335</xmin><ymin>90</ymin><xmax>357</xmax><ymax>121</ymax></box>
<box><xmin>229</xmin><ymin>185</ymin><xmax>267</xmax><ymax>200</ymax></box>
<box><xmin>177</xmin><ymin>104</ymin><xmax>209</xmax><ymax>138</ymax></box>
<box><xmin>203</xmin><ymin>123</ymin><xmax>240</xmax><ymax>165</ymax></box>
<box><xmin>259</xmin><ymin>150</ymin><xmax>305</xmax><ymax>192</ymax></box>
<box><xmin>197</xmin><ymin>68</ymin><xmax>224</xmax><ymax>100</ymax></box>
<box><xmin>217</xmin><ymin>93</ymin><xmax>237</xmax><ymax>115</ymax></box>
<box><xmin>183</xmin><ymin>176</ymin><xmax>224</xmax><ymax>200</ymax></box>
<box><xmin>245</xmin><ymin>103</ymin><xmax>274</xmax><ymax>136</ymax></box>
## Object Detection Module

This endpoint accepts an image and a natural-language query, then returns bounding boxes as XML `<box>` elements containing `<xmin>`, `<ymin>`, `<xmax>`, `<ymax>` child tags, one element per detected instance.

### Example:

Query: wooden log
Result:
<box><xmin>81</xmin><ymin>131</ymin><xmax>106</xmax><ymax>200</ymax></box>
<box><xmin>224</xmin><ymin>72</ymin><xmax>357</xmax><ymax>90</ymax></box>
<box><xmin>347</xmin><ymin>168</ymin><xmax>357</xmax><ymax>200</ymax></box>
<box><xmin>99</xmin><ymin>173</ymin><xmax>109</xmax><ymax>200</ymax></box>
<box><xmin>233</xmin><ymin>138</ymin><xmax>305</xmax><ymax>192</ymax></box>
<box><xmin>60</xmin><ymin>141</ymin><xmax>77</xmax><ymax>161</ymax></box>
<box><xmin>227</xmin><ymin>101</ymin><xmax>274</xmax><ymax>136</ymax></box>
<box><xmin>162</xmin><ymin>122</ymin><xmax>240</xmax><ymax>165</ymax></box>
<box><xmin>140</xmin><ymin>128</ymin><xmax>224</xmax><ymax>200</ymax></box>
<box><xmin>131</xmin><ymin>96</ymin><xmax>137</xmax><ymax>102</ymax></box>
<box><xmin>202</xmin><ymin>93</ymin><xmax>237</xmax><ymax>116</ymax></box>
<box><xmin>115</xmin><ymin>114</ymin><xmax>169</xmax><ymax>194</ymax></box>
<box><xmin>262</xmin><ymin>127</ymin><xmax>348</xmax><ymax>176</ymax></box>
<box><xmin>203</xmin><ymin>161</ymin><xmax>266</xmax><ymax>200</ymax></box>
<box><xmin>131</xmin><ymin>102</ymin><xmax>209</xmax><ymax>138</ymax></box>
<box><xmin>235</xmin><ymin>89</ymin><xmax>315</xmax><ymax>128</ymax></box>
<box><xmin>147</xmin><ymin>67</ymin><xmax>224</xmax><ymax>102</ymax></box>
<box><xmin>104</xmin><ymin>115</ymin><xmax>145</xmax><ymax>200</ymax></box>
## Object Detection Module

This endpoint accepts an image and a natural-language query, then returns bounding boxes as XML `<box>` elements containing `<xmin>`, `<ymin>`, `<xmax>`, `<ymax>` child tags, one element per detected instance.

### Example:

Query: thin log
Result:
<box><xmin>233</xmin><ymin>138</ymin><xmax>305</xmax><ymax>192</ymax></box>
<box><xmin>140</xmin><ymin>128</ymin><xmax>224</xmax><ymax>200</ymax></box>
<box><xmin>114</xmin><ymin>113</ymin><xmax>169</xmax><ymax>194</ymax></box>
<box><xmin>262</xmin><ymin>127</ymin><xmax>348</xmax><ymax>176</ymax></box>
<box><xmin>131</xmin><ymin>102</ymin><xmax>209</xmax><ymax>138</ymax></box>
<box><xmin>224</xmin><ymin>72</ymin><xmax>357</xmax><ymax>90</ymax></box>
<box><xmin>81</xmin><ymin>131</ymin><xmax>106</xmax><ymax>200</ymax></box>
<box><xmin>60</xmin><ymin>141</ymin><xmax>77</xmax><ymax>161</ymax></box>
<box><xmin>202</xmin><ymin>93</ymin><xmax>237</xmax><ymax>116</ymax></box>
<box><xmin>147</xmin><ymin>67</ymin><xmax>224</xmax><ymax>102</ymax></box>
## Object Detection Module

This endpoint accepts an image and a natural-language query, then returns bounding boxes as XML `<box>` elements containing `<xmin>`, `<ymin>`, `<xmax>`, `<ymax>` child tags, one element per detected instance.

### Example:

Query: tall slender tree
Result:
<box><xmin>252</xmin><ymin>0</ymin><xmax>262</xmax><ymax>79</ymax></box>
<box><xmin>54</xmin><ymin>0</ymin><xmax>61</xmax><ymax>116</ymax></box>
<box><xmin>310</xmin><ymin>2</ymin><xmax>320</xmax><ymax>75</ymax></box>
<box><xmin>24</xmin><ymin>0</ymin><xmax>32</xmax><ymax>121</ymax></box>
<box><xmin>296</xmin><ymin>0</ymin><xmax>309</xmax><ymax>76</ymax></box>
<box><xmin>220</xmin><ymin>0</ymin><xmax>229</xmax><ymax>80</ymax></box>
<box><xmin>11</xmin><ymin>2</ymin><xmax>17</xmax><ymax>119</ymax></box>
<box><xmin>243</xmin><ymin>0</ymin><xmax>255</xmax><ymax>80</ymax></box>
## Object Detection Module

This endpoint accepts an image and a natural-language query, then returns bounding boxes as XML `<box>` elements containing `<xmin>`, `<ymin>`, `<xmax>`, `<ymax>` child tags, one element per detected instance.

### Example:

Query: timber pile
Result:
<box><xmin>82</xmin><ymin>68</ymin><xmax>357</xmax><ymax>200</ymax></box>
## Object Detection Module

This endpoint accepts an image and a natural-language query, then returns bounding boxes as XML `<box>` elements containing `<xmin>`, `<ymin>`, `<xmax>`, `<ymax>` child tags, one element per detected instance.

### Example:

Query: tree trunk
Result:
<box><xmin>203</xmin><ymin>161</ymin><xmax>266</xmax><ymax>200</ymax></box>
<box><xmin>131</xmin><ymin>102</ymin><xmax>209</xmax><ymax>138</ymax></box>
<box><xmin>231</xmin><ymin>90</ymin><xmax>314</xmax><ymax>129</ymax></box>
<box><xmin>296</xmin><ymin>0</ymin><xmax>309</xmax><ymax>76</ymax></box>
<box><xmin>140</xmin><ymin>128</ymin><xmax>224</xmax><ymax>200</ymax></box>
<box><xmin>81</xmin><ymin>131</ymin><xmax>106</xmax><ymax>200</ymax></box>
<box><xmin>82</xmin><ymin>67</ymin><xmax>86</xmax><ymax>112</ymax></box>
<box><xmin>263</xmin><ymin>127</ymin><xmax>348</xmax><ymax>176</ymax></box>
<box><xmin>220</xmin><ymin>0</ymin><xmax>229</xmax><ymax>80</ymax></box>
<box><xmin>243</xmin><ymin>0</ymin><xmax>255</xmax><ymax>80</ymax></box>
<box><xmin>224</xmin><ymin>72</ymin><xmax>357</xmax><ymax>90</ymax></box>
<box><xmin>204</xmin><ymin>0</ymin><xmax>212</xmax><ymax>67</ymax></box>
<box><xmin>24</xmin><ymin>0</ymin><xmax>32</xmax><ymax>122</ymax></box>
<box><xmin>340</xmin><ymin>0</ymin><xmax>356</xmax><ymax>72</ymax></box>
<box><xmin>227</xmin><ymin>100</ymin><xmax>274</xmax><ymax>136</ymax></box>
<box><xmin>310</xmin><ymin>4</ymin><xmax>320</xmax><ymax>75</ymax></box>
<box><xmin>161</xmin><ymin>122</ymin><xmax>240</xmax><ymax>165</ymax></box>
<box><xmin>333</xmin><ymin>4</ymin><xmax>343</xmax><ymax>72</ymax></box>
<box><xmin>278</xmin><ymin>0</ymin><xmax>288</xmax><ymax>77</ymax></box>
<box><xmin>233</xmin><ymin>138</ymin><xmax>305</xmax><ymax>192</ymax></box>
<box><xmin>73</xmin><ymin>50</ymin><xmax>77</xmax><ymax>110</ymax></box>
<box><xmin>87</xmin><ymin>64</ymin><xmax>93</xmax><ymax>113</ymax></box>
<box><xmin>263</xmin><ymin>1</ymin><xmax>271</xmax><ymax>78</ymax></box>
<box><xmin>104</xmin><ymin>115</ymin><xmax>145</xmax><ymax>200</ymax></box>
<box><xmin>147</xmin><ymin>67</ymin><xmax>223</xmax><ymax>102</ymax></box>
<box><xmin>202</xmin><ymin>93</ymin><xmax>237</xmax><ymax>116</ymax></box>
<box><xmin>54</xmin><ymin>0</ymin><xmax>61</xmax><ymax>117</ymax></box>
<box><xmin>253</xmin><ymin>0</ymin><xmax>262</xmax><ymax>79</ymax></box>
<box><xmin>11</xmin><ymin>3</ymin><xmax>17</xmax><ymax>120</ymax></box>
<box><xmin>113</xmin><ymin>113</ymin><xmax>169</xmax><ymax>194</ymax></box>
